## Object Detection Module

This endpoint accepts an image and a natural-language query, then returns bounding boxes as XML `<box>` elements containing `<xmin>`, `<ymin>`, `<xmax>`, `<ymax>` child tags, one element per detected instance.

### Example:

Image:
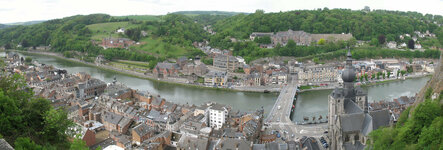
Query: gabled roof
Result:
<box><xmin>103</xmin><ymin>112</ymin><xmax>123</xmax><ymax>125</ymax></box>
<box><xmin>340</xmin><ymin>113</ymin><xmax>365</xmax><ymax>132</ymax></box>
<box><xmin>133</xmin><ymin>123</ymin><xmax>154</xmax><ymax>136</ymax></box>
<box><xmin>344</xmin><ymin>99</ymin><xmax>363</xmax><ymax>114</ymax></box>
<box><xmin>369</xmin><ymin>110</ymin><xmax>390</xmax><ymax>130</ymax></box>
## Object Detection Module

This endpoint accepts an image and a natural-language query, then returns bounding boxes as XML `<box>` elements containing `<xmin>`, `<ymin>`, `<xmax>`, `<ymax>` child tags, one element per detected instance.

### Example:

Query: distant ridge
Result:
<box><xmin>5</xmin><ymin>20</ymin><xmax>45</xmax><ymax>26</ymax></box>
<box><xmin>171</xmin><ymin>10</ymin><xmax>248</xmax><ymax>16</ymax></box>
<box><xmin>0</xmin><ymin>24</ymin><xmax>10</xmax><ymax>29</ymax></box>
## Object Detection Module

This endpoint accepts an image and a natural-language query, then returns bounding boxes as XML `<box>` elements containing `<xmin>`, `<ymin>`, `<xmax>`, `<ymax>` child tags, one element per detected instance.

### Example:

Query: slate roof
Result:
<box><xmin>301</xmin><ymin>137</ymin><xmax>320</xmax><ymax>150</ymax></box>
<box><xmin>340</xmin><ymin>113</ymin><xmax>365</xmax><ymax>132</ymax></box>
<box><xmin>205</xmin><ymin>71</ymin><xmax>226</xmax><ymax>78</ymax></box>
<box><xmin>252</xmin><ymin>144</ymin><xmax>266</xmax><ymax>150</ymax></box>
<box><xmin>218</xmin><ymin>138</ymin><xmax>251</xmax><ymax>150</ymax></box>
<box><xmin>369</xmin><ymin>110</ymin><xmax>390</xmax><ymax>130</ymax></box>
<box><xmin>118</xmin><ymin>117</ymin><xmax>132</xmax><ymax>128</ymax></box>
<box><xmin>103</xmin><ymin>112</ymin><xmax>123</xmax><ymax>125</ymax></box>
<box><xmin>151</xmin><ymin>97</ymin><xmax>163</xmax><ymax>106</ymax></box>
<box><xmin>210</xmin><ymin>103</ymin><xmax>227</xmax><ymax>111</ymax></box>
<box><xmin>133</xmin><ymin>124</ymin><xmax>154</xmax><ymax>136</ymax></box>
<box><xmin>344</xmin><ymin>99</ymin><xmax>363</xmax><ymax>114</ymax></box>
<box><xmin>178</xmin><ymin>136</ymin><xmax>208</xmax><ymax>150</ymax></box>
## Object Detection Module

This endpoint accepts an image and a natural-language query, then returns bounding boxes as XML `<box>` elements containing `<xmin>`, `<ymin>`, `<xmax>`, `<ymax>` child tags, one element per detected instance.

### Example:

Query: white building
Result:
<box><xmin>386</xmin><ymin>41</ymin><xmax>397</xmax><ymax>49</ymax></box>
<box><xmin>298</xmin><ymin>64</ymin><xmax>338</xmax><ymax>85</ymax></box>
<box><xmin>209</xmin><ymin>103</ymin><xmax>229</xmax><ymax>130</ymax></box>
<box><xmin>415</xmin><ymin>44</ymin><xmax>422</xmax><ymax>49</ymax></box>
<box><xmin>116</xmin><ymin>28</ymin><xmax>125</xmax><ymax>33</ymax></box>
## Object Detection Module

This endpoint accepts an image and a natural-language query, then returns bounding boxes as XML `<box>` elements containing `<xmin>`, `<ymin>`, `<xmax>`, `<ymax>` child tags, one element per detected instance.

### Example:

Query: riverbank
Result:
<box><xmin>298</xmin><ymin>74</ymin><xmax>432</xmax><ymax>93</ymax></box>
<box><xmin>14</xmin><ymin>50</ymin><xmax>279</xmax><ymax>93</ymax></box>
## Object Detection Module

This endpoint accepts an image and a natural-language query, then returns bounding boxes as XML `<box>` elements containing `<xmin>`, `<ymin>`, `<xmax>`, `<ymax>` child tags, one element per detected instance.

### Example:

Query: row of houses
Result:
<box><xmin>3</xmin><ymin>56</ymin><xmax>273</xmax><ymax>149</ymax></box>
<box><xmin>152</xmin><ymin>57</ymin><xmax>208</xmax><ymax>78</ymax></box>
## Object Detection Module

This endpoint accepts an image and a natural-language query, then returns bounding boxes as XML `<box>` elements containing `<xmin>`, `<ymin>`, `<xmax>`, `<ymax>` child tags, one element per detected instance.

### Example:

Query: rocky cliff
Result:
<box><xmin>415</xmin><ymin>50</ymin><xmax>443</xmax><ymax>104</ymax></box>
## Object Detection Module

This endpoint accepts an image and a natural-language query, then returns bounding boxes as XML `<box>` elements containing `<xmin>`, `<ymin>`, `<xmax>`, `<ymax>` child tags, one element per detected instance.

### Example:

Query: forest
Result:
<box><xmin>0</xmin><ymin>9</ymin><xmax>443</xmax><ymax>63</ymax></box>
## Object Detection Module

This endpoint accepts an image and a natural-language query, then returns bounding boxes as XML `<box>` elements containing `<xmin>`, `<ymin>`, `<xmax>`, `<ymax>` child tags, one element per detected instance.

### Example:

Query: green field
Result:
<box><xmin>112</xmin><ymin>15</ymin><xmax>161</xmax><ymax>21</ymax></box>
<box><xmin>108</xmin><ymin>60</ymin><xmax>149</xmax><ymax>73</ymax></box>
<box><xmin>87</xmin><ymin>22</ymin><xmax>139</xmax><ymax>40</ymax></box>
<box><xmin>130</xmin><ymin>37</ymin><xmax>190</xmax><ymax>58</ymax></box>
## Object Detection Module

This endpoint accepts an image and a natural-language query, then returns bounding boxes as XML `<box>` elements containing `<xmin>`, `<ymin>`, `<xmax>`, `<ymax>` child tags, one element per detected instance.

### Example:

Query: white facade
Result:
<box><xmin>209</xmin><ymin>106</ymin><xmax>228</xmax><ymax>130</ymax></box>
<box><xmin>298</xmin><ymin>65</ymin><xmax>338</xmax><ymax>85</ymax></box>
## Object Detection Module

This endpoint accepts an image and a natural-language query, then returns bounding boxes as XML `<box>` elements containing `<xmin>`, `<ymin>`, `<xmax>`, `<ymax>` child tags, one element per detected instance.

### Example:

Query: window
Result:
<box><xmin>354</xmin><ymin>134</ymin><xmax>359</xmax><ymax>141</ymax></box>
<box><xmin>345</xmin><ymin>135</ymin><xmax>350</xmax><ymax>142</ymax></box>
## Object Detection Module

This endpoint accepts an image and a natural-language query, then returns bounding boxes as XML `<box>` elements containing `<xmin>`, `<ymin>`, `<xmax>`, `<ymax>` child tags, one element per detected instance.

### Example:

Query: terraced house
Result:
<box><xmin>298</xmin><ymin>64</ymin><xmax>338</xmax><ymax>85</ymax></box>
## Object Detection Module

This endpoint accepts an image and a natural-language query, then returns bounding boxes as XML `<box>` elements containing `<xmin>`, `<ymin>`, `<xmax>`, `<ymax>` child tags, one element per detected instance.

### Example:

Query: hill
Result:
<box><xmin>0</xmin><ymin>24</ymin><xmax>10</xmax><ymax>29</ymax></box>
<box><xmin>172</xmin><ymin>10</ymin><xmax>248</xmax><ymax>16</ymax></box>
<box><xmin>211</xmin><ymin>9</ymin><xmax>442</xmax><ymax>42</ymax></box>
<box><xmin>86</xmin><ymin>21</ymin><xmax>139</xmax><ymax>40</ymax></box>
<box><xmin>1</xmin><ymin>9</ymin><xmax>443</xmax><ymax>63</ymax></box>
<box><xmin>112</xmin><ymin>15</ymin><xmax>160</xmax><ymax>21</ymax></box>
<box><xmin>5</xmin><ymin>20</ymin><xmax>45</xmax><ymax>26</ymax></box>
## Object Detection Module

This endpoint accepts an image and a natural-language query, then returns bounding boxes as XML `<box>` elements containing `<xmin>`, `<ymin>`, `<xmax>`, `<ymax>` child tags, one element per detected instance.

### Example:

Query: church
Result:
<box><xmin>328</xmin><ymin>50</ymin><xmax>391</xmax><ymax>150</ymax></box>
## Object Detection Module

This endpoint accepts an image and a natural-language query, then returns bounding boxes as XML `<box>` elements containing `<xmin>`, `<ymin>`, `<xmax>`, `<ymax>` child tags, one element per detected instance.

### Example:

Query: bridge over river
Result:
<box><xmin>264</xmin><ymin>75</ymin><xmax>327</xmax><ymax>142</ymax></box>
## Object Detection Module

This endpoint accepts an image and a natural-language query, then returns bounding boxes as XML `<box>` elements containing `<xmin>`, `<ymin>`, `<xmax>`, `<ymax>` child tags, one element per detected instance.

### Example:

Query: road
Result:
<box><xmin>264</xmin><ymin>74</ymin><xmax>327</xmax><ymax>142</ymax></box>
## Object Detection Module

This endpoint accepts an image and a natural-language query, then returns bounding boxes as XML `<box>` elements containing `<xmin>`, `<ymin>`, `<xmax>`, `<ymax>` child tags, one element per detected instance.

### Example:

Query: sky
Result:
<box><xmin>0</xmin><ymin>0</ymin><xmax>443</xmax><ymax>24</ymax></box>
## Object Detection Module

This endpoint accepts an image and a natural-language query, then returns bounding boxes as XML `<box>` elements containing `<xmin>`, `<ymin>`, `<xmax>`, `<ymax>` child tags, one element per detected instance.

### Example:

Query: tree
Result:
<box><xmin>364</xmin><ymin>73</ymin><xmax>368</xmax><ymax>81</ymax></box>
<box><xmin>317</xmin><ymin>38</ymin><xmax>326</xmax><ymax>45</ymax></box>
<box><xmin>370</xmin><ymin>38</ymin><xmax>379</xmax><ymax>46</ymax></box>
<box><xmin>14</xmin><ymin>137</ymin><xmax>43</xmax><ymax>150</ymax></box>
<box><xmin>408</xmin><ymin>39</ymin><xmax>415</xmax><ymax>49</ymax></box>
<box><xmin>313</xmin><ymin>57</ymin><xmax>320</xmax><ymax>64</ymax></box>
<box><xmin>400</xmin><ymin>70</ymin><xmax>407</xmax><ymax>76</ymax></box>
<box><xmin>386</xmin><ymin>71</ymin><xmax>391</xmax><ymax>78</ymax></box>
<box><xmin>70</xmin><ymin>138</ymin><xmax>89</xmax><ymax>150</ymax></box>
<box><xmin>378</xmin><ymin>34</ymin><xmax>386</xmax><ymax>45</ymax></box>
<box><xmin>41</xmin><ymin>108</ymin><xmax>73</xmax><ymax>146</ymax></box>
<box><xmin>417</xmin><ymin>117</ymin><xmax>443</xmax><ymax>149</ymax></box>
<box><xmin>25</xmin><ymin>57</ymin><xmax>32</xmax><ymax>63</ymax></box>
<box><xmin>4</xmin><ymin>43</ymin><xmax>11</xmax><ymax>49</ymax></box>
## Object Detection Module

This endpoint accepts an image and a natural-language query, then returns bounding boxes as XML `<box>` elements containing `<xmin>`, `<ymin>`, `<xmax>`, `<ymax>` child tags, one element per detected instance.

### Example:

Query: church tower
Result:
<box><xmin>327</xmin><ymin>49</ymin><xmax>385</xmax><ymax>150</ymax></box>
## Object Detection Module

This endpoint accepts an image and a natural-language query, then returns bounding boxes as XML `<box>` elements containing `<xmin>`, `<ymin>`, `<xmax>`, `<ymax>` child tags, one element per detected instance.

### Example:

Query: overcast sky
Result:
<box><xmin>1</xmin><ymin>0</ymin><xmax>443</xmax><ymax>24</ymax></box>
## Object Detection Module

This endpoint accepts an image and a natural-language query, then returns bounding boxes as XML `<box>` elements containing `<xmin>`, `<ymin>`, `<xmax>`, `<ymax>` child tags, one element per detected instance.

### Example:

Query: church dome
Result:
<box><xmin>342</xmin><ymin>66</ymin><xmax>355</xmax><ymax>82</ymax></box>
<box><xmin>342</xmin><ymin>49</ymin><xmax>355</xmax><ymax>82</ymax></box>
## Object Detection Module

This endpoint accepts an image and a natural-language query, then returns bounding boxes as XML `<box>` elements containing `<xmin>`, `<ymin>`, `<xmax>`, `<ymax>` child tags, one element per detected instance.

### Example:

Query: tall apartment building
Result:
<box><xmin>209</xmin><ymin>103</ymin><xmax>230</xmax><ymax>130</ymax></box>
<box><xmin>213</xmin><ymin>54</ymin><xmax>239</xmax><ymax>72</ymax></box>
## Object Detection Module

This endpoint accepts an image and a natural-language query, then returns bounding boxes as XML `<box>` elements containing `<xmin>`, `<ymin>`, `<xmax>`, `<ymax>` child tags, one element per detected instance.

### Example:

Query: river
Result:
<box><xmin>291</xmin><ymin>76</ymin><xmax>430</xmax><ymax>123</ymax></box>
<box><xmin>6</xmin><ymin>52</ymin><xmax>430</xmax><ymax>121</ymax></box>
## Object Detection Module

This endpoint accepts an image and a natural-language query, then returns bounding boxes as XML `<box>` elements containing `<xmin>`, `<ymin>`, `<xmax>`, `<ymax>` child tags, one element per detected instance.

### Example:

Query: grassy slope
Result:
<box><xmin>86</xmin><ymin>22</ymin><xmax>138</xmax><ymax>40</ymax></box>
<box><xmin>130</xmin><ymin>37</ymin><xmax>189</xmax><ymax>58</ymax></box>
